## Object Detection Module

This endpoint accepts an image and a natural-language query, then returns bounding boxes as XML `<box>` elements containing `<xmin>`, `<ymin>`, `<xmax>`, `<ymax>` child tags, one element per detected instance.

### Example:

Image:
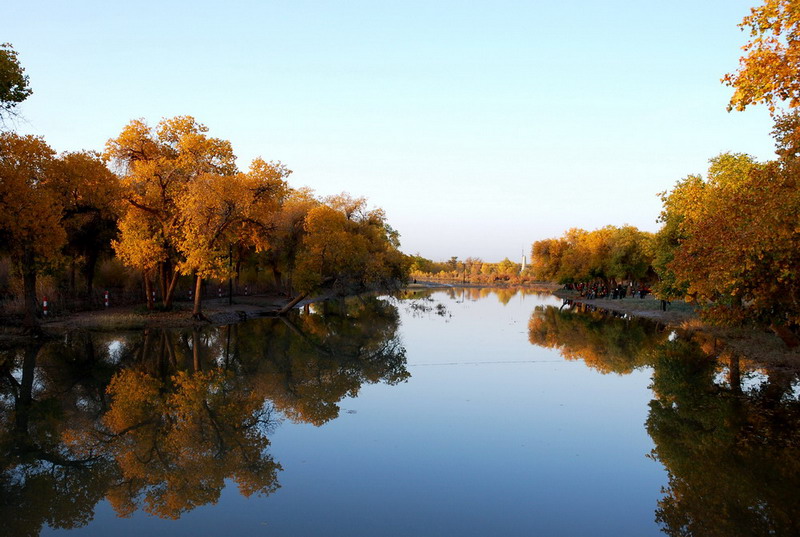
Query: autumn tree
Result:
<box><xmin>0</xmin><ymin>43</ymin><xmax>32</xmax><ymax>124</ymax></box>
<box><xmin>48</xmin><ymin>151</ymin><xmax>120</xmax><ymax>299</ymax></box>
<box><xmin>289</xmin><ymin>194</ymin><xmax>408</xmax><ymax>309</ymax></box>
<box><xmin>0</xmin><ymin>133</ymin><xmax>64</xmax><ymax>331</ymax></box>
<box><xmin>606</xmin><ymin>226</ymin><xmax>654</xmax><ymax>283</ymax></box>
<box><xmin>650</xmin><ymin>175</ymin><xmax>702</xmax><ymax>302</ymax></box>
<box><xmin>723</xmin><ymin>1</ymin><xmax>800</xmax><ymax>178</ymax></box>
<box><xmin>657</xmin><ymin>153</ymin><xmax>800</xmax><ymax>345</ymax></box>
<box><xmin>179</xmin><ymin>159</ymin><xmax>289</xmax><ymax>319</ymax></box>
<box><xmin>259</xmin><ymin>187</ymin><xmax>318</xmax><ymax>295</ymax></box>
<box><xmin>724</xmin><ymin>0</ymin><xmax>800</xmax><ymax>113</ymax></box>
<box><xmin>106</xmin><ymin>116</ymin><xmax>237</xmax><ymax>310</ymax></box>
<box><xmin>530</xmin><ymin>226</ymin><xmax>654</xmax><ymax>287</ymax></box>
<box><xmin>530</xmin><ymin>236</ymin><xmax>569</xmax><ymax>282</ymax></box>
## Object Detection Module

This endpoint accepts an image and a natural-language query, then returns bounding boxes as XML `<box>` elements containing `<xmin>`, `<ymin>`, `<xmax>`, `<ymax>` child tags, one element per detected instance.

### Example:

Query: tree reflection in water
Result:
<box><xmin>528</xmin><ymin>304</ymin><xmax>800</xmax><ymax>536</ymax></box>
<box><xmin>528</xmin><ymin>302</ymin><xmax>667</xmax><ymax>374</ymax></box>
<box><xmin>0</xmin><ymin>295</ymin><xmax>408</xmax><ymax>534</ymax></box>
<box><xmin>648</xmin><ymin>340</ymin><xmax>800</xmax><ymax>537</ymax></box>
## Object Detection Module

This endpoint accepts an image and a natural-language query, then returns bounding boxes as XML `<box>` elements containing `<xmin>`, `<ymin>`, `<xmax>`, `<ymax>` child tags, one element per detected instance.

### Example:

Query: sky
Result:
<box><xmin>5</xmin><ymin>0</ymin><xmax>777</xmax><ymax>261</ymax></box>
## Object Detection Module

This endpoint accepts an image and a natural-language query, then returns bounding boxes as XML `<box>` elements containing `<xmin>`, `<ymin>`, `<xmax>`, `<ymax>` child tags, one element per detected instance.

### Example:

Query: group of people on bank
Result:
<box><xmin>565</xmin><ymin>282</ymin><xmax>650</xmax><ymax>300</ymax></box>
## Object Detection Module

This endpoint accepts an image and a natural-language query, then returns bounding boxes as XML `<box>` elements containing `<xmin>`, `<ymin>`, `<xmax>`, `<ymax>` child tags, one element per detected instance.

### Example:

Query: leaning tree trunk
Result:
<box><xmin>158</xmin><ymin>260</ymin><xmax>180</xmax><ymax>310</ymax></box>
<box><xmin>771</xmin><ymin>324</ymin><xmax>800</xmax><ymax>348</ymax></box>
<box><xmin>278</xmin><ymin>291</ymin><xmax>309</xmax><ymax>315</ymax></box>
<box><xmin>162</xmin><ymin>269</ymin><xmax>179</xmax><ymax>310</ymax></box>
<box><xmin>277</xmin><ymin>277</ymin><xmax>335</xmax><ymax>315</ymax></box>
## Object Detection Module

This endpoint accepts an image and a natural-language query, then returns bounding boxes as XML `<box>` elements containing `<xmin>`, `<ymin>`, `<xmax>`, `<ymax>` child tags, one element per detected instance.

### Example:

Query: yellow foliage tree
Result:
<box><xmin>724</xmin><ymin>0</ymin><xmax>800</xmax><ymax>113</ymax></box>
<box><xmin>106</xmin><ymin>116</ymin><xmax>237</xmax><ymax>309</ymax></box>
<box><xmin>178</xmin><ymin>159</ymin><xmax>289</xmax><ymax>319</ymax></box>
<box><xmin>291</xmin><ymin>194</ymin><xmax>408</xmax><ymax>302</ymax></box>
<box><xmin>659</xmin><ymin>153</ymin><xmax>800</xmax><ymax>345</ymax></box>
<box><xmin>0</xmin><ymin>133</ymin><xmax>64</xmax><ymax>330</ymax></box>
<box><xmin>48</xmin><ymin>150</ymin><xmax>120</xmax><ymax>298</ymax></box>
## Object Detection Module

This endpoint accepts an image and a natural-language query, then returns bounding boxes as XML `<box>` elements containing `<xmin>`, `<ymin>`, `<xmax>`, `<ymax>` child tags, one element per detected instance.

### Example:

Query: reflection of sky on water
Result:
<box><xmin>34</xmin><ymin>288</ymin><xmax>800</xmax><ymax>536</ymax></box>
<box><xmin>247</xmin><ymin>289</ymin><xmax>666</xmax><ymax>537</ymax></box>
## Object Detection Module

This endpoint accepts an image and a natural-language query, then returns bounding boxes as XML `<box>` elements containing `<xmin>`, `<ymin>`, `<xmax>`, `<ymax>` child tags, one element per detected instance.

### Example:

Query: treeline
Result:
<box><xmin>531</xmin><ymin>136</ymin><xmax>800</xmax><ymax>344</ymax></box>
<box><xmin>530</xmin><ymin>123</ymin><xmax>800</xmax><ymax>345</ymax></box>
<box><xmin>409</xmin><ymin>255</ymin><xmax>539</xmax><ymax>284</ymax></box>
<box><xmin>531</xmin><ymin>225</ymin><xmax>654</xmax><ymax>289</ymax></box>
<box><xmin>0</xmin><ymin>117</ymin><xmax>409</xmax><ymax>330</ymax></box>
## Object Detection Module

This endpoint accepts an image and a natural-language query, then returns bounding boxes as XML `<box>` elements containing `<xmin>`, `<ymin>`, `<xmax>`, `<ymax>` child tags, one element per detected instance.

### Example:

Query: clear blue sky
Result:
<box><xmin>6</xmin><ymin>0</ymin><xmax>775</xmax><ymax>261</ymax></box>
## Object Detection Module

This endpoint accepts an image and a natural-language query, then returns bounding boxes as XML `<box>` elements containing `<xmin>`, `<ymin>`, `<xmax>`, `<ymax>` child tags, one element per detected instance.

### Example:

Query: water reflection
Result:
<box><xmin>528</xmin><ymin>303</ymin><xmax>668</xmax><ymax>374</ymax></box>
<box><xmin>528</xmin><ymin>304</ymin><xmax>800</xmax><ymax>536</ymax></box>
<box><xmin>0</xmin><ymin>296</ymin><xmax>407</xmax><ymax>535</ymax></box>
<box><xmin>648</xmin><ymin>340</ymin><xmax>800</xmax><ymax>537</ymax></box>
<box><xmin>398</xmin><ymin>286</ymin><xmax>553</xmax><ymax>305</ymax></box>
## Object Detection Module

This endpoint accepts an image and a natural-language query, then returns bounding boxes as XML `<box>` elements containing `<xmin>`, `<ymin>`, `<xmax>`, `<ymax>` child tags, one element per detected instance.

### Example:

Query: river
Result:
<box><xmin>1</xmin><ymin>287</ymin><xmax>798</xmax><ymax>536</ymax></box>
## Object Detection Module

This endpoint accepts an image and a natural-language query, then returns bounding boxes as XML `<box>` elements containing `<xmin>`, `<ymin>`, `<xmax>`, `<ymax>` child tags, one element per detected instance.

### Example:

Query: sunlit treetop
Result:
<box><xmin>724</xmin><ymin>0</ymin><xmax>800</xmax><ymax>112</ymax></box>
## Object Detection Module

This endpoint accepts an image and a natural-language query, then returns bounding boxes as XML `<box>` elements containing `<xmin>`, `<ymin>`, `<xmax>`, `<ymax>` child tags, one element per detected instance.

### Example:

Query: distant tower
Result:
<box><xmin>521</xmin><ymin>249</ymin><xmax>527</xmax><ymax>273</ymax></box>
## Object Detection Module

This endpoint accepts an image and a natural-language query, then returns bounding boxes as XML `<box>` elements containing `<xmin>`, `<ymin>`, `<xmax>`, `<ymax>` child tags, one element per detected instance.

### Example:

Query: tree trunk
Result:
<box><xmin>235</xmin><ymin>258</ymin><xmax>242</xmax><ymax>292</ymax></box>
<box><xmin>728</xmin><ymin>352</ymin><xmax>742</xmax><ymax>395</ymax></box>
<box><xmin>15</xmin><ymin>342</ymin><xmax>41</xmax><ymax>434</ymax></box>
<box><xmin>163</xmin><ymin>270</ymin><xmax>179</xmax><ymax>310</ymax></box>
<box><xmin>192</xmin><ymin>328</ymin><xmax>202</xmax><ymax>371</ymax></box>
<box><xmin>22</xmin><ymin>248</ymin><xmax>39</xmax><ymax>334</ymax></box>
<box><xmin>144</xmin><ymin>274</ymin><xmax>154</xmax><ymax>310</ymax></box>
<box><xmin>271</xmin><ymin>265</ymin><xmax>283</xmax><ymax>294</ymax></box>
<box><xmin>278</xmin><ymin>277</ymin><xmax>334</xmax><ymax>315</ymax></box>
<box><xmin>159</xmin><ymin>261</ymin><xmax>167</xmax><ymax>301</ymax></box>
<box><xmin>192</xmin><ymin>274</ymin><xmax>208</xmax><ymax>321</ymax></box>
<box><xmin>278</xmin><ymin>292</ymin><xmax>309</xmax><ymax>315</ymax></box>
<box><xmin>84</xmin><ymin>248</ymin><xmax>99</xmax><ymax>301</ymax></box>
<box><xmin>69</xmin><ymin>258</ymin><xmax>77</xmax><ymax>299</ymax></box>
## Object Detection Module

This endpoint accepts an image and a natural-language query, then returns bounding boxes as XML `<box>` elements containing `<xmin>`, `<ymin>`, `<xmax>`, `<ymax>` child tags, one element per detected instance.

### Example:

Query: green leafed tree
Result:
<box><xmin>0</xmin><ymin>43</ymin><xmax>32</xmax><ymax>124</ymax></box>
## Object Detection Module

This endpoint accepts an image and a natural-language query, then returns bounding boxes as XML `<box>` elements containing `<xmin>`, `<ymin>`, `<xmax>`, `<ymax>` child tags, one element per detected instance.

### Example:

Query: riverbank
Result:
<box><xmin>552</xmin><ymin>289</ymin><xmax>800</xmax><ymax>369</ymax></box>
<box><xmin>552</xmin><ymin>289</ymin><xmax>697</xmax><ymax>325</ymax></box>
<box><xmin>0</xmin><ymin>292</ymin><xmax>333</xmax><ymax>340</ymax></box>
<box><xmin>410</xmin><ymin>279</ymin><xmax>561</xmax><ymax>292</ymax></box>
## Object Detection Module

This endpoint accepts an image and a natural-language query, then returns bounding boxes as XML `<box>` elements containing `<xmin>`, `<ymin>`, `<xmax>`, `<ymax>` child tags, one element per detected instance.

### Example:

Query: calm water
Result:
<box><xmin>2</xmin><ymin>288</ymin><xmax>799</xmax><ymax>536</ymax></box>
